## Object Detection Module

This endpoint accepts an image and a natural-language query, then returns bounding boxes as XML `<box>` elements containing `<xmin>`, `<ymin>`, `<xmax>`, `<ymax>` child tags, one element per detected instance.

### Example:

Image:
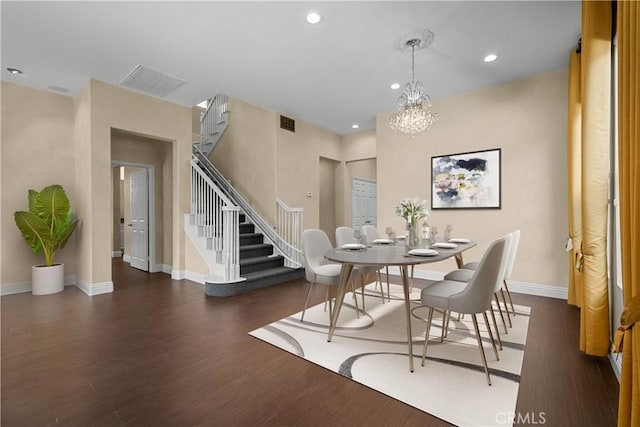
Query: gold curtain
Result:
<box><xmin>567</xmin><ymin>50</ymin><xmax>583</xmax><ymax>306</ymax></box>
<box><xmin>567</xmin><ymin>0</ymin><xmax>611</xmax><ymax>356</ymax></box>
<box><xmin>616</xmin><ymin>1</ymin><xmax>640</xmax><ymax>425</ymax></box>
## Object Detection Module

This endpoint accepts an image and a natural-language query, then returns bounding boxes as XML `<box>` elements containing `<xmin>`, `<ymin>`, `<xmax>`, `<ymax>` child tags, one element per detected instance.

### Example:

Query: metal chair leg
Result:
<box><xmin>483</xmin><ymin>312</ymin><xmax>499</xmax><ymax>361</ymax></box>
<box><xmin>472</xmin><ymin>314</ymin><xmax>492</xmax><ymax>386</ymax></box>
<box><xmin>494</xmin><ymin>293</ymin><xmax>508</xmax><ymax>334</ymax></box>
<box><xmin>489</xmin><ymin>306</ymin><xmax>503</xmax><ymax>350</ymax></box>
<box><xmin>385</xmin><ymin>266</ymin><xmax>391</xmax><ymax>302</ymax></box>
<box><xmin>421</xmin><ymin>307</ymin><xmax>434</xmax><ymax>367</ymax></box>
<box><xmin>504</xmin><ymin>280</ymin><xmax>516</xmax><ymax>316</ymax></box>
<box><xmin>501</xmin><ymin>288</ymin><xmax>512</xmax><ymax>327</ymax></box>
<box><xmin>377</xmin><ymin>270</ymin><xmax>385</xmax><ymax>303</ymax></box>
<box><xmin>301</xmin><ymin>282</ymin><xmax>314</xmax><ymax>322</ymax></box>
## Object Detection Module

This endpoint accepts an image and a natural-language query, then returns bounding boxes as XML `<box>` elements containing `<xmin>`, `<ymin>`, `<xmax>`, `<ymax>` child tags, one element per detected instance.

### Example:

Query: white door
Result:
<box><xmin>130</xmin><ymin>169</ymin><xmax>149</xmax><ymax>271</ymax></box>
<box><xmin>352</xmin><ymin>178</ymin><xmax>377</xmax><ymax>229</ymax></box>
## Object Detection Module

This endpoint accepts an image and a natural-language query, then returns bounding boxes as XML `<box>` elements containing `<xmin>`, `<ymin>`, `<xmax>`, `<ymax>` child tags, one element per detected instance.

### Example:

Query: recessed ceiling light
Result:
<box><xmin>484</xmin><ymin>54</ymin><xmax>498</xmax><ymax>63</ymax></box>
<box><xmin>390</xmin><ymin>83</ymin><xmax>401</xmax><ymax>90</ymax></box>
<box><xmin>306</xmin><ymin>12</ymin><xmax>322</xmax><ymax>24</ymax></box>
<box><xmin>352</xmin><ymin>124</ymin><xmax>360</xmax><ymax>129</ymax></box>
<box><xmin>7</xmin><ymin>67</ymin><xmax>23</xmax><ymax>75</ymax></box>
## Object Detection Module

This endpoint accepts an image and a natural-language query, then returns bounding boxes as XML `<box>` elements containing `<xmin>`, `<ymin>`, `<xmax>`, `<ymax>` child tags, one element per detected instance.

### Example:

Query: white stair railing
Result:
<box><xmin>199</xmin><ymin>94</ymin><xmax>229</xmax><ymax>156</ymax></box>
<box><xmin>192</xmin><ymin>146</ymin><xmax>304</xmax><ymax>268</ymax></box>
<box><xmin>276</xmin><ymin>198</ymin><xmax>303</xmax><ymax>253</ymax></box>
<box><xmin>190</xmin><ymin>158</ymin><xmax>240</xmax><ymax>282</ymax></box>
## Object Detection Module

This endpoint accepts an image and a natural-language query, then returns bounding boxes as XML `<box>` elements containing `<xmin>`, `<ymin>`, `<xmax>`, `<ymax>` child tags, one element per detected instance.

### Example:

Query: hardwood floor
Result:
<box><xmin>1</xmin><ymin>258</ymin><xmax>618</xmax><ymax>426</ymax></box>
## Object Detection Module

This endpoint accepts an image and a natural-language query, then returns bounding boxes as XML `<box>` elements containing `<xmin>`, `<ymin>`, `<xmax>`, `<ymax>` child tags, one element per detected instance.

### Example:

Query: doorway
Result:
<box><xmin>112</xmin><ymin>161</ymin><xmax>156</xmax><ymax>273</ymax></box>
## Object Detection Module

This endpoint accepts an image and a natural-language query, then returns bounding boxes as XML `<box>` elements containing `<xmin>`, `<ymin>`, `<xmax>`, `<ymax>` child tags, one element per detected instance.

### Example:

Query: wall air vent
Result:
<box><xmin>119</xmin><ymin>65</ymin><xmax>186</xmax><ymax>98</ymax></box>
<box><xmin>280</xmin><ymin>115</ymin><xmax>295</xmax><ymax>133</ymax></box>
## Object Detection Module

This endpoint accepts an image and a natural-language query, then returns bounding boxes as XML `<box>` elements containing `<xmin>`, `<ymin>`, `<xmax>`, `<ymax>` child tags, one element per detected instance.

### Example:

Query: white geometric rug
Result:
<box><xmin>250</xmin><ymin>282</ymin><xmax>531</xmax><ymax>427</ymax></box>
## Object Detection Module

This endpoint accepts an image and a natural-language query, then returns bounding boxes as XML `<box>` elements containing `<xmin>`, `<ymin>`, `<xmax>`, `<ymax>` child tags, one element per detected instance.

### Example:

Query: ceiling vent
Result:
<box><xmin>119</xmin><ymin>65</ymin><xmax>186</xmax><ymax>98</ymax></box>
<box><xmin>280</xmin><ymin>115</ymin><xmax>295</xmax><ymax>133</ymax></box>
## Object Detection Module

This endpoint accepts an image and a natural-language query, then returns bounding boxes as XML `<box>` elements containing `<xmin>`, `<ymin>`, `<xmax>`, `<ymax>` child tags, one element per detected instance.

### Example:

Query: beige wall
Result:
<box><xmin>74</xmin><ymin>79</ymin><xmax>192</xmax><ymax>289</ymax></box>
<box><xmin>211</xmin><ymin>98</ymin><xmax>277</xmax><ymax>224</ymax></box>
<box><xmin>1</xmin><ymin>82</ymin><xmax>77</xmax><ymax>285</ymax></box>
<box><xmin>377</xmin><ymin>69</ymin><xmax>569</xmax><ymax>287</ymax></box>
<box><xmin>276</xmin><ymin>119</ymin><xmax>342</xmax><ymax>230</ymax></box>
<box><xmin>111</xmin><ymin>130</ymin><xmax>173</xmax><ymax>265</ymax></box>
<box><xmin>319</xmin><ymin>157</ymin><xmax>339</xmax><ymax>245</ymax></box>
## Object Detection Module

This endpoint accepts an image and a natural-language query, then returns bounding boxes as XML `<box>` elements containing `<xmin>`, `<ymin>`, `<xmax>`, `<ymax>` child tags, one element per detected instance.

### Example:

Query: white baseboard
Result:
<box><xmin>386</xmin><ymin>267</ymin><xmax>568</xmax><ymax>300</ymax></box>
<box><xmin>112</xmin><ymin>250</ymin><xmax>122</xmax><ymax>258</ymax></box>
<box><xmin>75</xmin><ymin>278</ymin><xmax>114</xmax><ymax>296</ymax></box>
<box><xmin>608</xmin><ymin>352</ymin><xmax>622</xmax><ymax>382</ymax></box>
<box><xmin>123</xmin><ymin>254</ymin><xmax>131</xmax><ymax>263</ymax></box>
<box><xmin>185</xmin><ymin>271</ymin><xmax>206</xmax><ymax>285</ymax></box>
<box><xmin>171</xmin><ymin>269</ymin><xmax>186</xmax><ymax>280</ymax></box>
<box><xmin>150</xmin><ymin>263</ymin><xmax>172</xmax><ymax>274</ymax></box>
<box><xmin>1</xmin><ymin>275</ymin><xmax>77</xmax><ymax>296</ymax></box>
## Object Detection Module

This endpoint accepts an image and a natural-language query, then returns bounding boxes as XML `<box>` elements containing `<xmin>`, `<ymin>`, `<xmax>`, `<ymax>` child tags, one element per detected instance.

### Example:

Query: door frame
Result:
<box><xmin>112</xmin><ymin>160</ymin><xmax>156</xmax><ymax>272</ymax></box>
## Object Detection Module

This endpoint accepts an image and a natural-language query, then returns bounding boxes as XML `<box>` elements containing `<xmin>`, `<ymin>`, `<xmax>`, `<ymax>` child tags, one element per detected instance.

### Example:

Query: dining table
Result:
<box><xmin>324</xmin><ymin>239</ymin><xmax>477</xmax><ymax>372</ymax></box>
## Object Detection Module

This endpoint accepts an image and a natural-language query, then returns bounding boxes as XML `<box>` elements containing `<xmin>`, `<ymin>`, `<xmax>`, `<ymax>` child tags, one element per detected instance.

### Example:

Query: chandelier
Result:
<box><xmin>389</xmin><ymin>30</ymin><xmax>438</xmax><ymax>136</ymax></box>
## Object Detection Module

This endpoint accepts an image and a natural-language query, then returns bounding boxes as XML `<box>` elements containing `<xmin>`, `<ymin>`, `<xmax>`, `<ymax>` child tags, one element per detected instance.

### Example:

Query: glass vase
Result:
<box><xmin>405</xmin><ymin>222</ymin><xmax>420</xmax><ymax>250</ymax></box>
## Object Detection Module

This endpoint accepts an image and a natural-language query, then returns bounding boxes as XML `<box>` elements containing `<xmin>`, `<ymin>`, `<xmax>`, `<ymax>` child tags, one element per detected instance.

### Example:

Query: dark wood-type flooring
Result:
<box><xmin>1</xmin><ymin>258</ymin><xmax>619</xmax><ymax>426</ymax></box>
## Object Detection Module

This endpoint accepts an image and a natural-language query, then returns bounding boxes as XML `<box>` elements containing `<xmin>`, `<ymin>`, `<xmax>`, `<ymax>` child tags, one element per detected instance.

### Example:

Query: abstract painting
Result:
<box><xmin>431</xmin><ymin>148</ymin><xmax>501</xmax><ymax>209</ymax></box>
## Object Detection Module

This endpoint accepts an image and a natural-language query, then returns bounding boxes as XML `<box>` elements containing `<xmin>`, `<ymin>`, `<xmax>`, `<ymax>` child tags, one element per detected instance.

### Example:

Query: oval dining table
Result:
<box><xmin>324</xmin><ymin>240</ymin><xmax>476</xmax><ymax>372</ymax></box>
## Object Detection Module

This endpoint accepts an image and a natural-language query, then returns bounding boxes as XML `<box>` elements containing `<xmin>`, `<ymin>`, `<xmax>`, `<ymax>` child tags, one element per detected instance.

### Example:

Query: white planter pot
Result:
<box><xmin>32</xmin><ymin>263</ymin><xmax>64</xmax><ymax>295</ymax></box>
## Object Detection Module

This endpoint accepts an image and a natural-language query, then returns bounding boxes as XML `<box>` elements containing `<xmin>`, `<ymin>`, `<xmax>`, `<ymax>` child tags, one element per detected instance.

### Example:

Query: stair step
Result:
<box><xmin>240</xmin><ymin>233</ymin><xmax>263</xmax><ymax>245</ymax></box>
<box><xmin>239</xmin><ymin>223</ymin><xmax>255</xmax><ymax>234</ymax></box>
<box><xmin>204</xmin><ymin>267</ymin><xmax>304</xmax><ymax>297</ymax></box>
<box><xmin>240</xmin><ymin>244</ymin><xmax>273</xmax><ymax>259</ymax></box>
<box><xmin>240</xmin><ymin>255</ymin><xmax>284</xmax><ymax>275</ymax></box>
<box><xmin>242</xmin><ymin>266</ymin><xmax>304</xmax><ymax>283</ymax></box>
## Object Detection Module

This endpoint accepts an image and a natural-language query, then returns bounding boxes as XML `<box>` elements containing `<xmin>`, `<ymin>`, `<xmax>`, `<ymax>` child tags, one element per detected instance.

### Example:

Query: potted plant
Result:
<box><xmin>14</xmin><ymin>184</ymin><xmax>79</xmax><ymax>295</ymax></box>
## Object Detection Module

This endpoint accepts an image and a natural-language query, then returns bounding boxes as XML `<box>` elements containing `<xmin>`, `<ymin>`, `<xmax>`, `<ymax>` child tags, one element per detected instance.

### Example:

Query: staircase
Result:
<box><xmin>187</xmin><ymin>95</ymin><xmax>304</xmax><ymax>297</ymax></box>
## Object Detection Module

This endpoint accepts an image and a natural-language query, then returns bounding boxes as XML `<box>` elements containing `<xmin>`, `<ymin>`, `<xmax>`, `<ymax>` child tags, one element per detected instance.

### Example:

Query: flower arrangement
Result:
<box><xmin>394</xmin><ymin>198</ymin><xmax>429</xmax><ymax>228</ymax></box>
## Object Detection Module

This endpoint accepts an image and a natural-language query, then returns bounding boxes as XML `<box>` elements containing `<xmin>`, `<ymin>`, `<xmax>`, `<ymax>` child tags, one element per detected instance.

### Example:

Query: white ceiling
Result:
<box><xmin>1</xmin><ymin>1</ymin><xmax>581</xmax><ymax>135</ymax></box>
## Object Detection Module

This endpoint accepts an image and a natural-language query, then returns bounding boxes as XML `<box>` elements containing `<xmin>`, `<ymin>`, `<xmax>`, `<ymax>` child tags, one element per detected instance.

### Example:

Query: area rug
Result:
<box><xmin>249</xmin><ymin>282</ymin><xmax>531</xmax><ymax>427</ymax></box>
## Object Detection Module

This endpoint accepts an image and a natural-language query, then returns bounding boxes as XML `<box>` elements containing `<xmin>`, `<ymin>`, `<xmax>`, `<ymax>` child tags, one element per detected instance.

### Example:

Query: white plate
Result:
<box><xmin>373</xmin><ymin>238</ymin><xmax>394</xmax><ymax>244</ymax></box>
<box><xmin>342</xmin><ymin>243</ymin><xmax>366</xmax><ymax>250</ymax></box>
<box><xmin>432</xmin><ymin>242</ymin><xmax>458</xmax><ymax>249</ymax></box>
<box><xmin>408</xmin><ymin>248</ymin><xmax>439</xmax><ymax>257</ymax></box>
<box><xmin>396</xmin><ymin>235</ymin><xmax>406</xmax><ymax>240</ymax></box>
<box><xmin>448</xmin><ymin>238</ymin><xmax>471</xmax><ymax>243</ymax></box>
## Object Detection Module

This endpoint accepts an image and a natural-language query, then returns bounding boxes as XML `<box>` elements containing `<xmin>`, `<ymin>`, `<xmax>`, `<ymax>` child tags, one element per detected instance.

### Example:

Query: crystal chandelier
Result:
<box><xmin>389</xmin><ymin>31</ymin><xmax>438</xmax><ymax>136</ymax></box>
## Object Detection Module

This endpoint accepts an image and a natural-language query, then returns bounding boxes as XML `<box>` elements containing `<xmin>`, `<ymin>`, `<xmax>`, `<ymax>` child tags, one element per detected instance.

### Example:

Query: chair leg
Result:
<box><xmin>440</xmin><ymin>310</ymin><xmax>448</xmax><ymax>342</ymax></box>
<box><xmin>482</xmin><ymin>312</ymin><xmax>499</xmax><ymax>361</ymax></box>
<box><xmin>494</xmin><ymin>293</ymin><xmax>508</xmax><ymax>334</ymax></box>
<box><xmin>504</xmin><ymin>280</ymin><xmax>516</xmax><ymax>316</ymax></box>
<box><xmin>377</xmin><ymin>270</ymin><xmax>385</xmax><ymax>303</ymax></box>
<box><xmin>349</xmin><ymin>279</ymin><xmax>360</xmax><ymax>318</ymax></box>
<box><xmin>421</xmin><ymin>307</ymin><xmax>434</xmax><ymax>367</ymax></box>
<box><xmin>471</xmin><ymin>314</ymin><xmax>492</xmax><ymax>386</ymax></box>
<box><xmin>501</xmin><ymin>288</ymin><xmax>513</xmax><ymax>327</ymax></box>
<box><xmin>489</xmin><ymin>306</ymin><xmax>503</xmax><ymax>350</ymax></box>
<box><xmin>385</xmin><ymin>266</ymin><xmax>391</xmax><ymax>302</ymax></box>
<box><xmin>301</xmin><ymin>282</ymin><xmax>314</xmax><ymax>322</ymax></box>
<box><xmin>360</xmin><ymin>275</ymin><xmax>366</xmax><ymax>313</ymax></box>
<box><xmin>326</xmin><ymin>286</ymin><xmax>333</xmax><ymax>320</ymax></box>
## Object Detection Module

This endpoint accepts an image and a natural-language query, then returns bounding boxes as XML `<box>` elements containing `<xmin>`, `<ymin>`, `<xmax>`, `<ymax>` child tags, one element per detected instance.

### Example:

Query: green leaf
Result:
<box><xmin>28</xmin><ymin>189</ymin><xmax>39</xmax><ymax>214</ymax></box>
<box><xmin>14</xmin><ymin>211</ymin><xmax>51</xmax><ymax>255</ymax></box>
<box><xmin>33</xmin><ymin>185</ymin><xmax>69</xmax><ymax>231</ymax></box>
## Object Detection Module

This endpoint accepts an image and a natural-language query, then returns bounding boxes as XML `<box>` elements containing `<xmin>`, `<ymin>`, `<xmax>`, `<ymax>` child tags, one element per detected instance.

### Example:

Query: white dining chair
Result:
<box><xmin>415</xmin><ymin>236</ymin><xmax>507</xmax><ymax>386</ymax></box>
<box><xmin>335</xmin><ymin>226</ymin><xmax>384</xmax><ymax>309</ymax></box>
<box><xmin>301</xmin><ymin>229</ymin><xmax>361</xmax><ymax>322</ymax></box>
<box><xmin>361</xmin><ymin>224</ymin><xmax>391</xmax><ymax>301</ymax></box>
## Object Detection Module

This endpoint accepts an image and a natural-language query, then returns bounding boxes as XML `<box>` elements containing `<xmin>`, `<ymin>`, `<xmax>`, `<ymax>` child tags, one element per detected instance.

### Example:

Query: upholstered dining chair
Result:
<box><xmin>335</xmin><ymin>226</ymin><xmax>385</xmax><ymax>308</ymax></box>
<box><xmin>443</xmin><ymin>232</ymin><xmax>514</xmax><ymax>349</ymax></box>
<box><xmin>416</xmin><ymin>236</ymin><xmax>506</xmax><ymax>386</ymax></box>
<box><xmin>361</xmin><ymin>224</ymin><xmax>391</xmax><ymax>301</ymax></box>
<box><xmin>301</xmin><ymin>229</ymin><xmax>358</xmax><ymax>322</ymax></box>
<box><xmin>458</xmin><ymin>230</ymin><xmax>521</xmax><ymax>324</ymax></box>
